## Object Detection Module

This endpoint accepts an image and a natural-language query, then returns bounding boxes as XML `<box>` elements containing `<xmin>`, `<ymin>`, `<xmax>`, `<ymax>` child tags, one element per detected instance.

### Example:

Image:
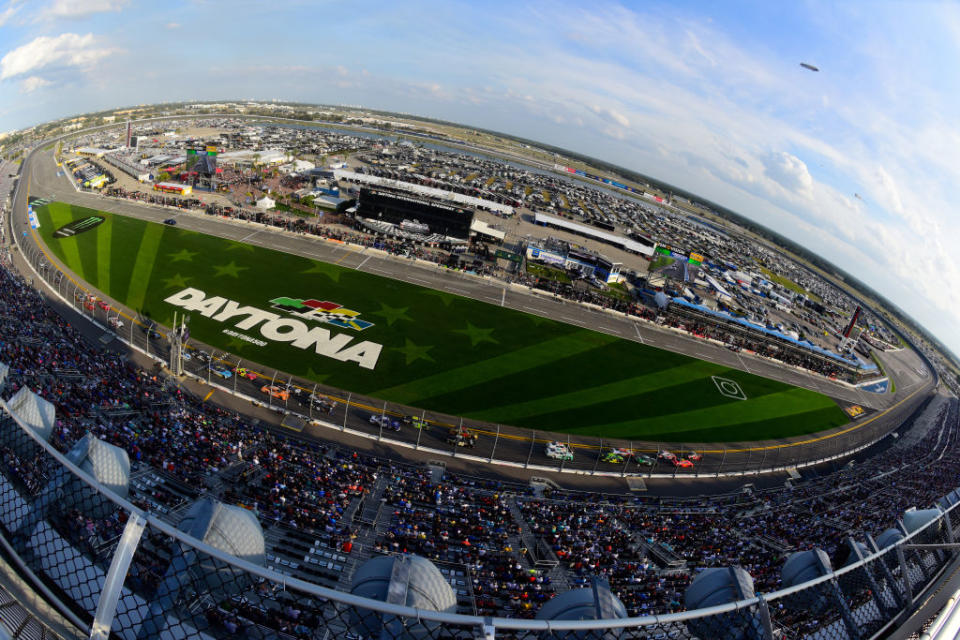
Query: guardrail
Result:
<box><xmin>0</xmin><ymin>400</ymin><xmax>956</xmax><ymax>640</ymax></box>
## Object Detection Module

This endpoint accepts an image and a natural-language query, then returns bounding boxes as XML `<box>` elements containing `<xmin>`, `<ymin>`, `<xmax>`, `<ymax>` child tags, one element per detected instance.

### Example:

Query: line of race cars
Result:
<box><xmin>173</xmin><ymin>349</ymin><xmax>707</xmax><ymax>467</ymax></box>
<box><xmin>545</xmin><ymin>442</ymin><xmax>702</xmax><ymax>467</ymax></box>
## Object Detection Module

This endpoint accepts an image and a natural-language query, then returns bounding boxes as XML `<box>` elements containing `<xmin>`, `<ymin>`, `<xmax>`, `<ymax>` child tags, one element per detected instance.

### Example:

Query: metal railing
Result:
<box><xmin>0</xmin><ymin>399</ymin><xmax>956</xmax><ymax>640</ymax></box>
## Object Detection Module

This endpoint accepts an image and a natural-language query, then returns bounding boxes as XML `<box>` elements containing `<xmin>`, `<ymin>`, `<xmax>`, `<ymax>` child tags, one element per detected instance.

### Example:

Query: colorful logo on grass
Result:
<box><xmin>269</xmin><ymin>297</ymin><xmax>375</xmax><ymax>331</ymax></box>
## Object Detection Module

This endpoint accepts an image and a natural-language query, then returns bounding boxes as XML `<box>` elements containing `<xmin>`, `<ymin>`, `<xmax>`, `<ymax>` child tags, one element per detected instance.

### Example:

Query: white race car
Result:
<box><xmin>545</xmin><ymin>441</ymin><xmax>574</xmax><ymax>461</ymax></box>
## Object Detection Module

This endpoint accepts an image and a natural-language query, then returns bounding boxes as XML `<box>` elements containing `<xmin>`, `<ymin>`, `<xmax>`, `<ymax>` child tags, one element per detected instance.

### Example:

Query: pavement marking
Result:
<box><xmin>409</xmin><ymin>276</ymin><xmax>431</xmax><ymax>284</ymax></box>
<box><xmin>633</xmin><ymin>323</ymin><xmax>644</xmax><ymax>343</ymax></box>
<box><xmin>238</xmin><ymin>230</ymin><xmax>259</xmax><ymax>243</ymax></box>
<box><xmin>203</xmin><ymin>389</ymin><xmax>215</xmax><ymax>402</ymax></box>
<box><xmin>736</xmin><ymin>352</ymin><xmax>751</xmax><ymax>373</ymax></box>
<box><xmin>449</xmin><ymin>287</ymin><xmax>471</xmax><ymax>295</ymax></box>
<box><xmin>366</xmin><ymin>266</ymin><xmax>391</xmax><ymax>274</ymax></box>
<box><xmin>501</xmin><ymin>288</ymin><xmax>506</xmax><ymax>307</ymax></box>
<box><xmin>522</xmin><ymin>305</ymin><xmax>540</xmax><ymax>312</ymax></box>
<box><xmin>356</xmin><ymin>255</ymin><xmax>372</xmax><ymax>270</ymax></box>
<box><xmin>600</xmin><ymin>327</ymin><xmax>618</xmax><ymax>333</ymax></box>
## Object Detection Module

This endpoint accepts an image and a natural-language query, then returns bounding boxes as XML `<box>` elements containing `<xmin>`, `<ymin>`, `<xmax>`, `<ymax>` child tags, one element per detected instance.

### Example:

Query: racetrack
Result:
<box><xmin>7</xmin><ymin>141</ymin><xmax>937</xmax><ymax>485</ymax></box>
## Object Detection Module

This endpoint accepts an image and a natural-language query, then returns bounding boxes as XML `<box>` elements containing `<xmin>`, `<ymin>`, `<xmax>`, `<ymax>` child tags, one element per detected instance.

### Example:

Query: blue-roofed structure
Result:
<box><xmin>669</xmin><ymin>297</ymin><xmax>878</xmax><ymax>374</ymax></box>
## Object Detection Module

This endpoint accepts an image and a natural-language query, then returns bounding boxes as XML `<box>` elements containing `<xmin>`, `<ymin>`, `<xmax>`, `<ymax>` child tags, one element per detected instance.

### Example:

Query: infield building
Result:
<box><xmin>355</xmin><ymin>187</ymin><xmax>475</xmax><ymax>240</ymax></box>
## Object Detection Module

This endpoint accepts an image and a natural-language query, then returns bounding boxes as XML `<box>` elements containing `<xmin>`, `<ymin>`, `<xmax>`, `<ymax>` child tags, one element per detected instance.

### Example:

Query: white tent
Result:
<box><xmin>255</xmin><ymin>195</ymin><xmax>276</xmax><ymax>210</ymax></box>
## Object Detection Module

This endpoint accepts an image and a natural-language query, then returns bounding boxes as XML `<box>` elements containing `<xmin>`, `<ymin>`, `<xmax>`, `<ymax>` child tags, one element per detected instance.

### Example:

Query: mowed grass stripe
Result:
<box><xmin>466</xmin><ymin>360</ymin><xmax>729</xmax><ymax>424</ymax></box>
<box><xmin>373</xmin><ymin>331</ymin><xmax>618</xmax><ymax>403</ymax></box>
<box><xmin>467</xmin><ymin>364</ymin><xmax>810</xmax><ymax>433</ymax></box>
<box><xmin>659</xmin><ymin>406</ymin><xmax>848</xmax><ymax>443</ymax></box>
<box><xmin>415</xmin><ymin>340</ymin><xmax>699</xmax><ymax>414</ymax></box>
<box><xmin>43</xmin><ymin>204</ymin><xmax>87</xmax><ymax>282</ymax></box>
<box><xmin>578</xmin><ymin>387</ymin><xmax>845</xmax><ymax>440</ymax></box>
<box><xmin>95</xmin><ymin>215</ymin><xmax>112</xmax><ymax>295</ymax></box>
<box><xmin>126</xmin><ymin>224</ymin><xmax>165</xmax><ymax>311</ymax></box>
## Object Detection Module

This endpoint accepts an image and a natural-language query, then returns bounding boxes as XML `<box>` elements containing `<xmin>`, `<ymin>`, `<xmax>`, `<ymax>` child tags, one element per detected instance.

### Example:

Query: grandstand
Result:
<box><xmin>0</xmin><ymin>236</ymin><xmax>959</xmax><ymax>638</ymax></box>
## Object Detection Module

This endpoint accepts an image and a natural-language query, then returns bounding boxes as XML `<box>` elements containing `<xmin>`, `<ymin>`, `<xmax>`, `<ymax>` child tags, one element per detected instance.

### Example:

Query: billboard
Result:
<box><xmin>185</xmin><ymin>146</ymin><xmax>218</xmax><ymax>175</ymax></box>
<box><xmin>495</xmin><ymin>249</ymin><xmax>522</xmax><ymax>263</ymax></box>
<box><xmin>688</xmin><ymin>252</ymin><xmax>704</xmax><ymax>265</ymax></box>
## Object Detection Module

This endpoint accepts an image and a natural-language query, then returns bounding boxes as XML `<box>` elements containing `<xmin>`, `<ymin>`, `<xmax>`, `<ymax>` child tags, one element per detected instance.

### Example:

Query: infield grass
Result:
<box><xmin>34</xmin><ymin>202</ymin><xmax>851</xmax><ymax>442</ymax></box>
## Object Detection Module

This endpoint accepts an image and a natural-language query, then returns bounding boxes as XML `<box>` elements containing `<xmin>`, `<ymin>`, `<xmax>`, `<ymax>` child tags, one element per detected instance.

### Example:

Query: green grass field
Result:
<box><xmin>34</xmin><ymin>202</ymin><xmax>851</xmax><ymax>442</ymax></box>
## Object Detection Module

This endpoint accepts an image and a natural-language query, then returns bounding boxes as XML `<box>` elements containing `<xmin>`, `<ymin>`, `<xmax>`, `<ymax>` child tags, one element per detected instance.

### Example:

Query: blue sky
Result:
<box><xmin>1</xmin><ymin>0</ymin><xmax>959</xmax><ymax>358</ymax></box>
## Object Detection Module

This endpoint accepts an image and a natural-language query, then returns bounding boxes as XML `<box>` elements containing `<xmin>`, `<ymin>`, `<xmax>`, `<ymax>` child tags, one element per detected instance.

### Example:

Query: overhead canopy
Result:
<box><xmin>5</xmin><ymin>386</ymin><xmax>55</xmax><ymax>442</ymax></box>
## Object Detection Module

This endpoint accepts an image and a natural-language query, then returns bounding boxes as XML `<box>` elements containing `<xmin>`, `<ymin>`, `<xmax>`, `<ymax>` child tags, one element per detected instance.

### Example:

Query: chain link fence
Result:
<box><xmin>0</xmin><ymin>397</ymin><xmax>956</xmax><ymax>640</ymax></box>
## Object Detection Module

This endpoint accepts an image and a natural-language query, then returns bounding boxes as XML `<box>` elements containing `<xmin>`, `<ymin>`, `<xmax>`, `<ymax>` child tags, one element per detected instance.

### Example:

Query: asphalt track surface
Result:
<box><xmin>7</xmin><ymin>146</ymin><xmax>938</xmax><ymax>492</ymax></box>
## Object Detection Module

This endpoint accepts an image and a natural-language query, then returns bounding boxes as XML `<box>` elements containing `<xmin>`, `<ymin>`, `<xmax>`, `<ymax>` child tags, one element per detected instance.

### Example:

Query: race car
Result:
<box><xmin>84</xmin><ymin>297</ymin><xmax>95</xmax><ymax>311</ymax></box>
<box><xmin>545</xmin><ymin>441</ymin><xmax>574</xmax><ymax>461</ymax></box>
<box><xmin>685</xmin><ymin>452</ymin><xmax>703</xmax><ymax>462</ymax></box>
<box><xmin>260</xmin><ymin>385</ymin><xmax>290</xmax><ymax>401</ymax></box>
<box><xmin>634</xmin><ymin>452</ymin><xmax>656</xmax><ymax>466</ymax></box>
<box><xmin>141</xmin><ymin>324</ymin><xmax>162</xmax><ymax>340</ymax></box>
<box><xmin>233</xmin><ymin>367</ymin><xmax>257</xmax><ymax>380</ymax></box>
<box><xmin>108</xmin><ymin>316</ymin><xmax>124</xmax><ymax>329</ymax></box>
<box><xmin>96</xmin><ymin>299</ymin><xmax>110</xmax><ymax>311</ymax></box>
<box><xmin>369</xmin><ymin>414</ymin><xmax>401</xmax><ymax>431</ymax></box>
<box><xmin>211</xmin><ymin>367</ymin><xmax>233</xmax><ymax>380</ymax></box>
<box><xmin>193</xmin><ymin>351</ymin><xmax>211</xmax><ymax>363</ymax></box>
<box><xmin>402</xmin><ymin>415</ymin><xmax>429</xmax><ymax>429</ymax></box>
<box><xmin>311</xmin><ymin>396</ymin><xmax>336</xmax><ymax>414</ymax></box>
<box><xmin>601</xmin><ymin>448</ymin><xmax>634</xmax><ymax>464</ymax></box>
<box><xmin>659</xmin><ymin>451</ymin><xmax>693</xmax><ymax>468</ymax></box>
<box><xmin>447</xmin><ymin>427</ymin><xmax>477</xmax><ymax>447</ymax></box>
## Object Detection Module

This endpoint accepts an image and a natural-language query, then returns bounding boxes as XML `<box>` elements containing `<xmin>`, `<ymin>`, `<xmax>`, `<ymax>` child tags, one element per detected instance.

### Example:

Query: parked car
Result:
<box><xmin>163</xmin><ymin>218</ymin><xmax>177</xmax><ymax>225</ymax></box>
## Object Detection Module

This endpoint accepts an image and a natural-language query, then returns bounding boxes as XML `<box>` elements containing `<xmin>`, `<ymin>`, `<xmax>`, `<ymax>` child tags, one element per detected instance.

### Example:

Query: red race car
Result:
<box><xmin>97</xmin><ymin>300</ymin><xmax>111</xmax><ymax>311</ymax></box>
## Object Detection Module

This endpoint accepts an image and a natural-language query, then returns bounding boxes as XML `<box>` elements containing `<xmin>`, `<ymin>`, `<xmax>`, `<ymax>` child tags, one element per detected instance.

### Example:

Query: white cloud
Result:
<box><xmin>165</xmin><ymin>22</ymin><xmax>180</xmax><ymax>29</ymax></box>
<box><xmin>19</xmin><ymin>76</ymin><xmax>50</xmax><ymax>93</ymax></box>
<box><xmin>0</xmin><ymin>33</ymin><xmax>116</xmax><ymax>81</ymax></box>
<box><xmin>591</xmin><ymin>105</ymin><xmax>630</xmax><ymax>128</ymax></box>
<box><xmin>0</xmin><ymin>4</ymin><xmax>19</xmax><ymax>27</ymax></box>
<box><xmin>762</xmin><ymin>152</ymin><xmax>814</xmax><ymax>199</ymax></box>
<box><xmin>39</xmin><ymin>0</ymin><xmax>128</xmax><ymax>20</ymax></box>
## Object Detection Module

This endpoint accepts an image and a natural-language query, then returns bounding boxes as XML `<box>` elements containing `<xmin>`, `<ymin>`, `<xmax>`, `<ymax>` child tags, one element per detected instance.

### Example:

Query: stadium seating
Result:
<box><xmin>0</xmin><ymin>256</ymin><xmax>957</xmax><ymax>638</ymax></box>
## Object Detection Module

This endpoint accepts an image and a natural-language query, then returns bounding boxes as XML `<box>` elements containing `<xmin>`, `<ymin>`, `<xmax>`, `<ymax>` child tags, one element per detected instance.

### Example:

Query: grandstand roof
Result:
<box><xmin>334</xmin><ymin>169</ymin><xmax>515</xmax><ymax>215</ymax></box>
<box><xmin>532</xmin><ymin>211</ymin><xmax>655</xmax><ymax>256</ymax></box>
<box><xmin>670</xmin><ymin>297</ymin><xmax>877</xmax><ymax>370</ymax></box>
